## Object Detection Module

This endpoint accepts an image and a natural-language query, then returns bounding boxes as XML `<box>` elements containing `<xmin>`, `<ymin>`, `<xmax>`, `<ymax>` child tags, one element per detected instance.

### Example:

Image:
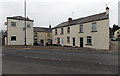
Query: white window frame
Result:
<box><xmin>11</xmin><ymin>36</ymin><xmax>16</xmax><ymax>41</ymax></box>
<box><xmin>80</xmin><ymin>25</ymin><xmax>83</xmax><ymax>33</ymax></box>
<box><xmin>11</xmin><ymin>22</ymin><xmax>16</xmax><ymax>27</ymax></box>
<box><xmin>87</xmin><ymin>36</ymin><xmax>92</xmax><ymax>44</ymax></box>
<box><xmin>92</xmin><ymin>22</ymin><xmax>97</xmax><ymax>32</ymax></box>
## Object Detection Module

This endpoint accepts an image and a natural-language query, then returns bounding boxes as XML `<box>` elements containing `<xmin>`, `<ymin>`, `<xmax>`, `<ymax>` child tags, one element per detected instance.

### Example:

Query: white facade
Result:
<box><xmin>6</xmin><ymin>16</ymin><xmax>34</xmax><ymax>45</ymax></box>
<box><xmin>52</xmin><ymin>8</ymin><xmax>110</xmax><ymax>50</ymax></box>
<box><xmin>34</xmin><ymin>32</ymin><xmax>52</xmax><ymax>46</ymax></box>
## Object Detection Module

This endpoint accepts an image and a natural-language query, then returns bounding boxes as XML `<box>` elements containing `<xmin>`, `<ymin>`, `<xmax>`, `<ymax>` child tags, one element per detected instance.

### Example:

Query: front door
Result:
<box><xmin>80</xmin><ymin>37</ymin><xmax>83</xmax><ymax>47</ymax></box>
<box><xmin>73</xmin><ymin>38</ymin><xmax>75</xmax><ymax>46</ymax></box>
<box><xmin>40</xmin><ymin>39</ymin><xmax>44</xmax><ymax>46</ymax></box>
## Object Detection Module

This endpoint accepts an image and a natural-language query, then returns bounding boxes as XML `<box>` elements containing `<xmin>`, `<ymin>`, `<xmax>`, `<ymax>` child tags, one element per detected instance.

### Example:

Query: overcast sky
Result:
<box><xmin>0</xmin><ymin>0</ymin><xmax>119</xmax><ymax>30</ymax></box>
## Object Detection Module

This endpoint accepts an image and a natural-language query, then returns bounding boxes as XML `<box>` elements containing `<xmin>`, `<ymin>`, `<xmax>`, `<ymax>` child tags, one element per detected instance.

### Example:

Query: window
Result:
<box><xmin>67</xmin><ymin>36</ymin><xmax>70</xmax><ymax>43</ymax></box>
<box><xmin>55</xmin><ymin>29</ymin><xmax>57</xmax><ymax>35</ymax></box>
<box><xmin>61</xmin><ymin>28</ymin><xmax>64</xmax><ymax>35</ymax></box>
<box><xmin>34</xmin><ymin>38</ymin><xmax>37</xmax><ymax>43</ymax></box>
<box><xmin>57</xmin><ymin>38</ymin><xmax>60</xmax><ymax>44</ymax></box>
<box><xmin>34</xmin><ymin>32</ymin><xmax>37</xmax><ymax>37</ymax></box>
<box><xmin>67</xmin><ymin>27</ymin><xmax>70</xmax><ymax>33</ymax></box>
<box><xmin>92</xmin><ymin>22</ymin><xmax>97</xmax><ymax>32</ymax></box>
<box><xmin>79</xmin><ymin>25</ymin><xmax>83</xmax><ymax>33</ymax></box>
<box><xmin>47</xmin><ymin>33</ymin><xmax>50</xmax><ymax>37</ymax></box>
<box><xmin>11</xmin><ymin>22</ymin><xmax>16</xmax><ymax>27</ymax></box>
<box><xmin>86</xmin><ymin>36</ymin><xmax>92</xmax><ymax>45</ymax></box>
<box><xmin>11</xmin><ymin>36</ymin><xmax>16</xmax><ymax>41</ymax></box>
<box><xmin>27</xmin><ymin>24</ymin><xmax>31</xmax><ymax>28</ymax></box>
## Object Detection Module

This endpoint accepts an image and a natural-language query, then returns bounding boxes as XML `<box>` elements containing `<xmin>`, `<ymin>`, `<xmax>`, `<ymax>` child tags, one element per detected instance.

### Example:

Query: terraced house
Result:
<box><xmin>34</xmin><ymin>26</ymin><xmax>52</xmax><ymax>46</ymax></box>
<box><xmin>52</xmin><ymin>7</ymin><xmax>110</xmax><ymax>50</ymax></box>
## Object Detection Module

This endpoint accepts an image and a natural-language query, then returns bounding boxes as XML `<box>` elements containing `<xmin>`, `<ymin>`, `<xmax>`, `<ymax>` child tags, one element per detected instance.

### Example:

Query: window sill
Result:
<box><xmin>11</xmin><ymin>40</ymin><xmax>16</xmax><ymax>42</ymax></box>
<box><xmin>85</xmin><ymin>44</ymin><xmax>92</xmax><ymax>46</ymax></box>
<box><xmin>79</xmin><ymin>32</ymin><xmax>84</xmax><ymax>33</ymax></box>
<box><xmin>91</xmin><ymin>31</ymin><xmax>97</xmax><ymax>32</ymax></box>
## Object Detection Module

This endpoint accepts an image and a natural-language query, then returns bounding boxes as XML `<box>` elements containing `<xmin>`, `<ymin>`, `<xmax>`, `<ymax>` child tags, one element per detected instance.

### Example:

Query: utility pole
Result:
<box><xmin>24</xmin><ymin>0</ymin><xmax>27</xmax><ymax>45</ymax></box>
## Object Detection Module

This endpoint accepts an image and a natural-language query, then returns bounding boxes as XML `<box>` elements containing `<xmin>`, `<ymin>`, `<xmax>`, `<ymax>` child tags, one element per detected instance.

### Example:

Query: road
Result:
<box><xmin>2</xmin><ymin>46</ymin><xmax>118</xmax><ymax>74</ymax></box>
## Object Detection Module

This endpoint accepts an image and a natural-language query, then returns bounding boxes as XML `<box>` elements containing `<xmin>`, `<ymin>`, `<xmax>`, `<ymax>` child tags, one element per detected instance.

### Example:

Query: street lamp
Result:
<box><xmin>24</xmin><ymin>0</ymin><xmax>27</xmax><ymax>45</ymax></box>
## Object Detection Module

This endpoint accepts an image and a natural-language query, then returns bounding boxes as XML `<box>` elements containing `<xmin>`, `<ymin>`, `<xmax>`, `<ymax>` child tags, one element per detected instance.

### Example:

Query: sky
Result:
<box><xmin>0</xmin><ymin>0</ymin><xmax>119</xmax><ymax>30</ymax></box>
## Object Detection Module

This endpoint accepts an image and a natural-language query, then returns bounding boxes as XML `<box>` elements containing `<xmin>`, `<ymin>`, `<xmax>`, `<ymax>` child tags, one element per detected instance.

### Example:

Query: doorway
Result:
<box><xmin>73</xmin><ymin>38</ymin><xmax>75</xmax><ymax>46</ymax></box>
<box><xmin>80</xmin><ymin>37</ymin><xmax>83</xmax><ymax>47</ymax></box>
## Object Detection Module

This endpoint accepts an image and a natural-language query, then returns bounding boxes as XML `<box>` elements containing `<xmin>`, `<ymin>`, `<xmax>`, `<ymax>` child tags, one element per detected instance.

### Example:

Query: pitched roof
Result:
<box><xmin>34</xmin><ymin>27</ymin><xmax>52</xmax><ymax>33</ymax></box>
<box><xmin>53</xmin><ymin>12</ymin><xmax>109</xmax><ymax>29</ymax></box>
<box><xmin>7</xmin><ymin>16</ymin><xmax>34</xmax><ymax>22</ymax></box>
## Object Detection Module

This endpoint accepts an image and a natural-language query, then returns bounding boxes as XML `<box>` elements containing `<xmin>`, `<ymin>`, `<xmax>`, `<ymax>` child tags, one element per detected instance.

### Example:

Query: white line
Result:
<box><xmin>23</xmin><ymin>56</ymin><xmax>71</xmax><ymax>62</ymax></box>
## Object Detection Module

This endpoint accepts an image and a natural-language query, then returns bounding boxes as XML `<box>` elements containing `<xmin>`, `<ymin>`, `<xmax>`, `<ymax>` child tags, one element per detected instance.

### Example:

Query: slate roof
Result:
<box><xmin>52</xmin><ymin>12</ymin><xmax>109</xmax><ymax>29</ymax></box>
<box><xmin>7</xmin><ymin>16</ymin><xmax>34</xmax><ymax>22</ymax></box>
<box><xmin>34</xmin><ymin>27</ymin><xmax>52</xmax><ymax>33</ymax></box>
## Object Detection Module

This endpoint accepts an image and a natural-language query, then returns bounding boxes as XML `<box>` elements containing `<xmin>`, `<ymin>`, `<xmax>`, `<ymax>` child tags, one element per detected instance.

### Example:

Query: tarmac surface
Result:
<box><xmin>2</xmin><ymin>46</ymin><xmax>119</xmax><ymax>74</ymax></box>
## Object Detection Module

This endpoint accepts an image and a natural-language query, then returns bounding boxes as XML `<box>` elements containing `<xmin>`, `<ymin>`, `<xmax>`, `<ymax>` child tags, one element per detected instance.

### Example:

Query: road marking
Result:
<box><xmin>24</xmin><ymin>56</ymin><xmax>71</xmax><ymax>62</ymax></box>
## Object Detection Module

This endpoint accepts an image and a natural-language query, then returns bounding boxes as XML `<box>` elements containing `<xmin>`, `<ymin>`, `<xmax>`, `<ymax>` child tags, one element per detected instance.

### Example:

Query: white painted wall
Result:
<box><xmin>35</xmin><ymin>32</ymin><xmax>52</xmax><ymax>46</ymax></box>
<box><xmin>52</xmin><ymin>19</ymin><xmax>109</xmax><ymax>50</ymax></box>
<box><xmin>7</xmin><ymin>19</ymin><xmax>33</xmax><ymax>45</ymax></box>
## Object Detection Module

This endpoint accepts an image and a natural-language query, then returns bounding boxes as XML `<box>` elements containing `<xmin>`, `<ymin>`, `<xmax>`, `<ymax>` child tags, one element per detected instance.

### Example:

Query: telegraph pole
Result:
<box><xmin>24</xmin><ymin>0</ymin><xmax>27</xmax><ymax>45</ymax></box>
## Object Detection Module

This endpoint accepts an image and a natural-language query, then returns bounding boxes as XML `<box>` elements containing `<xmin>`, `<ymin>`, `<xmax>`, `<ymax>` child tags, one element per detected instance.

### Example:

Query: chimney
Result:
<box><xmin>106</xmin><ymin>7</ymin><xmax>109</xmax><ymax>15</ymax></box>
<box><xmin>49</xmin><ymin>25</ymin><xmax>51</xmax><ymax>28</ymax></box>
<box><xmin>68</xmin><ymin>17</ymin><xmax>72</xmax><ymax>22</ymax></box>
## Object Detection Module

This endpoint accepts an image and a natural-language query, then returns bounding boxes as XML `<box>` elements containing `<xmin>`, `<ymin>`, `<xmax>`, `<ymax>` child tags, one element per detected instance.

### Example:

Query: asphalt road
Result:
<box><xmin>2</xmin><ymin>46</ymin><xmax>118</xmax><ymax>74</ymax></box>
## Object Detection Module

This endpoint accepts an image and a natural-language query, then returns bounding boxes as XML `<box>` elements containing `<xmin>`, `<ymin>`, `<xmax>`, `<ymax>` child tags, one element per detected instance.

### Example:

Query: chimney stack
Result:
<box><xmin>49</xmin><ymin>25</ymin><xmax>51</xmax><ymax>28</ymax></box>
<box><xmin>106</xmin><ymin>7</ymin><xmax>109</xmax><ymax>15</ymax></box>
<box><xmin>68</xmin><ymin>17</ymin><xmax>72</xmax><ymax>22</ymax></box>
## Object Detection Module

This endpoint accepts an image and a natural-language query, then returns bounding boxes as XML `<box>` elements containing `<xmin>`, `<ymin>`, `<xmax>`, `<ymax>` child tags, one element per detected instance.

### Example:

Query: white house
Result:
<box><xmin>6</xmin><ymin>16</ymin><xmax>34</xmax><ymax>45</ymax></box>
<box><xmin>34</xmin><ymin>26</ymin><xmax>52</xmax><ymax>46</ymax></box>
<box><xmin>52</xmin><ymin>7</ymin><xmax>110</xmax><ymax>50</ymax></box>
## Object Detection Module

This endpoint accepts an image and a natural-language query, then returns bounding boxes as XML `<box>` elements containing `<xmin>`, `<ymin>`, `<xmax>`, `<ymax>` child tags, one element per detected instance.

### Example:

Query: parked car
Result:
<box><xmin>111</xmin><ymin>38</ymin><xmax>117</xmax><ymax>41</ymax></box>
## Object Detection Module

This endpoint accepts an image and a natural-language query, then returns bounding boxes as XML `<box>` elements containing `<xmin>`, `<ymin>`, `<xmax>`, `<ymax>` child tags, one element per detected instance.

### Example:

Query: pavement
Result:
<box><xmin>2</xmin><ymin>46</ymin><xmax>119</xmax><ymax>74</ymax></box>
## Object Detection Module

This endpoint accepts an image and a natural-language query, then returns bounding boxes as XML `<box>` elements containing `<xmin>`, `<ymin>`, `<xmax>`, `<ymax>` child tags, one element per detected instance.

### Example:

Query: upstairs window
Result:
<box><xmin>79</xmin><ymin>25</ymin><xmax>83</xmax><ymax>33</ymax></box>
<box><xmin>34</xmin><ymin>32</ymin><xmax>37</xmax><ymax>37</ymax></box>
<box><xmin>55</xmin><ymin>29</ymin><xmax>57</xmax><ymax>35</ymax></box>
<box><xmin>92</xmin><ymin>22</ymin><xmax>97</xmax><ymax>32</ymax></box>
<box><xmin>67</xmin><ymin>27</ymin><xmax>70</xmax><ymax>33</ymax></box>
<box><xmin>11</xmin><ymin>22</ymin><xmax>16</xmax><ymax>27</ymax></box>
<box><xmin>27</xmin><ymin>24</ymin><xmax>31</xmax><ymax>28</ymax></box>
<box><xmin>61</xmin><ymin>28</ymin><xmax>64</xmax><ymax>35</ymax></box>
<box><xmin>47</xmin><ymin>33</ymin><xmax>51</xmax><ymax>37</ymax></box>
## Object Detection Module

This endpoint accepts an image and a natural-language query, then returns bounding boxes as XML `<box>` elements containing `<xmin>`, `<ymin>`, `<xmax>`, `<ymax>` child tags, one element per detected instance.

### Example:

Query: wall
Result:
<box><xmin>52</xmin><ymin>19</ymin><xmax>109</xmax><ymax>50</ymax></box>
<box><xmin>7</xmin><ymin>19</ymin><xmax>33</xmax><ymax>45</ymax></box>
<box><xmin>36</xmin><ymin>32</ymin><xmax>52</xmax><ymax>46</ymax></box>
